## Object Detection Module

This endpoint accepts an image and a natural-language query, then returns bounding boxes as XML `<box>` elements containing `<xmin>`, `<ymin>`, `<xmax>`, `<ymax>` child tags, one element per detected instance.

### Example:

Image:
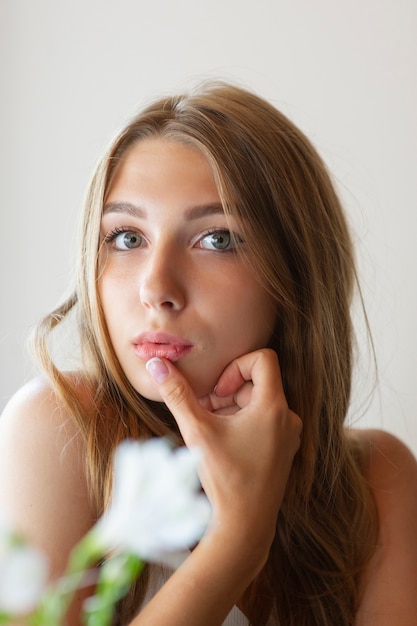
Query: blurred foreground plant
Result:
<box><xmin>0</xmin><ymin>513</ymin><xmax>48</xmax><ymax>622</ymax></box>
<box><xmin>0</xmin><ymin>439</ymin><xmax>211</xmax><ymax>625</ymax></box>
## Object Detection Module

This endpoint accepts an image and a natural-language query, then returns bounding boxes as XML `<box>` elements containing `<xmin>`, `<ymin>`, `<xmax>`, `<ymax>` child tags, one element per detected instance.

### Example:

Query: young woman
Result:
<box><xmin>0</xmin><ymin>82</ymin><xmax>416</xmax><ymax>626</ymax></box>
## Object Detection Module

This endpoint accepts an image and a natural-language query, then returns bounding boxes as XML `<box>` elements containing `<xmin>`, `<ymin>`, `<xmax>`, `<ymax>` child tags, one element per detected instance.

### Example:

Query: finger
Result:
<box><xmin>210</xmin><ymin>405</ymin><xmax>240</xmax><ymax>416</ymax></box>
<box><xmin>198</xmin><ymin>394</ymin><xmax>240</xmax><ymax>416</ymax></box>
<box><xmin>215</xmin><ymin>348</ymin><xmax>284</xmax><ymax>406</ymax></box>
<box><xmin>213</xmin><ymin>362</ymin><xmax>247</xmax><ymax>398</ymax></box>
<box><xmin>200</xmin><ymin>381</ymin><xmax>254</xmax><ymax>412</ymax></box>
<box><xmin>145</xmin><ymin>357</ymin><xmax>203</xmax><ymax>441</ymax></box>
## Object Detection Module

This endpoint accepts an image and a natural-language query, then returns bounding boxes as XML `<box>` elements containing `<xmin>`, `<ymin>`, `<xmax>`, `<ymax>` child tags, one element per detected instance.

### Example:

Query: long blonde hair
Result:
<box><xmin>34</xmin><ymin>82</ymin><xmax>377</xmax><ymax>625</ymax></box>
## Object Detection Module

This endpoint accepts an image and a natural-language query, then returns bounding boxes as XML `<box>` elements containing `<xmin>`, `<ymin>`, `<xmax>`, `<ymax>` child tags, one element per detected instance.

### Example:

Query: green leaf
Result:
<box><xmin>83</xmin><ymin>553</ymin><xmax>144</xmax><ymax>626</ymax></box>
<box><xmin>29</xmin><ymin>530</ymin><xmax>106</xmax><ymax>626</ymax></box>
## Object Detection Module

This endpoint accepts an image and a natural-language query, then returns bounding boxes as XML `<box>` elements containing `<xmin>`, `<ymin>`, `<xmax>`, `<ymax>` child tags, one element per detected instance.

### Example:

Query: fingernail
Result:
<box><xmin>146</xmin><ymin>357</ymin><xmax>169</xmax><ymax>383</ymax></box>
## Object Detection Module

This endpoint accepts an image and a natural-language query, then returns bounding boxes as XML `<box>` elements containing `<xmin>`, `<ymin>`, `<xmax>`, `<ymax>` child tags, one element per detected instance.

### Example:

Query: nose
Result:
<box><xmin>139</xmin><ymin>244</ymin><xmax>186</xmax><ymax>312</ymax></box>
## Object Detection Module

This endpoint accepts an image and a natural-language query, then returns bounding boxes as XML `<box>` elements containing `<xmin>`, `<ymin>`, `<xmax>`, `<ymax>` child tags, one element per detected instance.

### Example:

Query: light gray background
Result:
<box><xmin>1</xmin><ymin>0</ymin><xmax>416</xmax><ymax>454</ymax></box>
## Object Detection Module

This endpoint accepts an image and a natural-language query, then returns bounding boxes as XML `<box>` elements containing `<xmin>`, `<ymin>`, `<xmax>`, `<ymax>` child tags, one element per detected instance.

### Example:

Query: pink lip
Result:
<box><xmin>133</xmin><ymin>332</ymin><xmax>194</xmax><ymax>363</ymax></box>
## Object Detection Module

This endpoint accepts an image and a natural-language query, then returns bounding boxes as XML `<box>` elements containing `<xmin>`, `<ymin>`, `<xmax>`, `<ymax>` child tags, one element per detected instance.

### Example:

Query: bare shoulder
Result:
<box><xmin>0</xmin><ymin>374</ymin><xmax>81</xmax><ymax>463</ymax></box>
<box><xmin>349</xmin><ymin>429</ymin><xmax>417</xmax><ymax>625</ymax></box>
<box><xmin>0</xmin><ymin>374</ymin><xmax>90</xmax><ymax>486</ymax></box>
<box><xmin>0</xmin><ymin>375</ymin><xmax>96</xmax><ymax>574</ymax></box>
<box><xmin>351</xmin><ymin>428</ymin><xmax>417</xmax><ymax>500</ymax></box>
<box><xmin>351</xmin><ymin>428</ymin><xmax>417</xmax><ymax>541</ymax></box>
<box><xmin>1</xmin><ymin>372</ymin><xmax>92</xmax><ymax>428</ymax></box>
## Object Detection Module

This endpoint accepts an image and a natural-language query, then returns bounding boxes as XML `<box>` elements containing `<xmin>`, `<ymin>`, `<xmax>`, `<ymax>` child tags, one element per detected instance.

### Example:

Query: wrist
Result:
<box><xmin>201</xmin><ymin>516</ymin><xmax>272</xmax><ymax>582</ymax></box>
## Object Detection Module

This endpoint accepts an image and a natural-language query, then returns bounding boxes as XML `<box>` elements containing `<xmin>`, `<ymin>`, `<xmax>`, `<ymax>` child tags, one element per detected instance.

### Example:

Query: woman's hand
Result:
<box><xmin>146</xmin><ymin>348</ymin><xmax>302</xmax><ymax>564</ymax></box>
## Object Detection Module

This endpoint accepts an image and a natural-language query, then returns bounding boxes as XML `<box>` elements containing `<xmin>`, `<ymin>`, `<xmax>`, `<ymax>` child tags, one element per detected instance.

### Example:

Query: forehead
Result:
<box><xmin>104</xmin><ymin>138</ymin><xmax>231</xmax><ymax>222</ymax></box>
<box><xmin>103</xmin><ymin>137</ymin><xmax>247</xmax><ymax>234</ymax></box>
<box><xmin>107</xmin><ymin>138</ymin><xmax>215</xmax><ymax>191</ymax></box>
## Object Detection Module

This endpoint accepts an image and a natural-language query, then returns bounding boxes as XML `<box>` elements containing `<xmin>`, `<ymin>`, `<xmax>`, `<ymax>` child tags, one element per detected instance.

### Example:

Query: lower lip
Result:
<box><xmin>134</xmin><ymin>342</ymin><xmax>193</xmax><ymax>363</ymax></box>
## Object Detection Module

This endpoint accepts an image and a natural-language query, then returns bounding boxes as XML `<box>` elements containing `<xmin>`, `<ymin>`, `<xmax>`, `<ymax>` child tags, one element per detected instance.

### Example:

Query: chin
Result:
<box><xmin>134</xmin><ymin>380</ymin><xmax>165</xmax><ymax>403</ymax></box>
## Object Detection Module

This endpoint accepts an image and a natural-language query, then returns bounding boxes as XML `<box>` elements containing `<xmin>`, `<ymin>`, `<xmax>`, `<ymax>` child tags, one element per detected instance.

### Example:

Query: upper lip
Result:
<box><xmin>133</xmin><ymin>331</ymin><xmax>194</xmax><ymax>347</ymax></box>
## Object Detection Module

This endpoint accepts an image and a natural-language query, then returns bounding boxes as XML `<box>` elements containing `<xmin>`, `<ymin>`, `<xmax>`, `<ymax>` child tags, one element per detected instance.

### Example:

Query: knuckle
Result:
<box><xmin>271</xmin><ymin>406</ymin><xmax>302</xmax><ymax>446</ymax></box>
<box><xmin>288</xmin><ymin>411</ymin><xmax>303</xmax><ymax>451</ymax></box>
<box><xmin>257</xmin><ymin>347</ymin><xmax>277</xmax><ymax>364</ymax></box>
<box><xmin>290</xmin><ymin>410</ymin><xmax>303</xmax><ymax>433</ymax></box>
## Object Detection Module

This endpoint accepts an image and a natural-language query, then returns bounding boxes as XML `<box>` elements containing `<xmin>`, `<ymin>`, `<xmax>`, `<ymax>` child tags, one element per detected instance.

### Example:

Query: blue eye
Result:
<box><xmin>200</xmin><ymin>230</ymin><xmax>237</xmax><ymax>251</ymax></box>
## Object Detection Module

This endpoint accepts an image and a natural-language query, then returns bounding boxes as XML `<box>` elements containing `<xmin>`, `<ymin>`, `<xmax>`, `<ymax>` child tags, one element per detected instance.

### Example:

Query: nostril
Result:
<box><xmin>139</xmin><ymin>276</ymin><xmax>185</xmax><ymax>312</ymax></box>
<box><xmin>161</xmin><ymin>300</ymin><xmax>175</xmax><ymax>309</ymax></box>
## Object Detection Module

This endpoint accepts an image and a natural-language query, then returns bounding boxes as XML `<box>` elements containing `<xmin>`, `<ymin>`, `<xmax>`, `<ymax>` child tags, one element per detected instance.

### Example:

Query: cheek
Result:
<box><xmin>215</xmin><ymin>289</ymin><xmax>277</xmax><ymax>358</ymax></box>
<box><xmin>96</xmin><ymin>281</ymin><xmax>127</xmax><ymax>360</ymax></box>
<box><xmin>97</xmin><ymin>281</ymin><xmax>113</xmax><ymax>329</ymax></box>
<box><xmin>98</xmin><ymin>274</ymin><xmax>128</xmax><ymax>321</ymax></box>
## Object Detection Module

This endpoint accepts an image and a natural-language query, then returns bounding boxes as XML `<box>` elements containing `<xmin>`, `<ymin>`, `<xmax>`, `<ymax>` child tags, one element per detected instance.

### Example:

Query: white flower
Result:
<box><xmin>93</xmin><ymin>439</ymin><xmax>211</xmax><ymax>565</ymax></box>
<box><xmin>0</xmin><ymin>511</ymin><xmax>49</xmax><ymax>614</ymax></box>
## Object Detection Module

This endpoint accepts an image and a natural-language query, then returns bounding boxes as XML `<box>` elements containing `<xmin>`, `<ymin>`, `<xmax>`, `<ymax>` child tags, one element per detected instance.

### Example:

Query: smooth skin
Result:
<box><xmin>98</xmin><ymin>139</ymin><xmax>277</xmax><ymax>400</ymax></box>
<box><xmin>0</xmin><ymin>139</ymin><xmax>416</xmax><ymax>624</ymax></box>
<box><xmin>1</xmin><ymin>363</ymin><xmax>417</xmax><ymax>625</ymax></box>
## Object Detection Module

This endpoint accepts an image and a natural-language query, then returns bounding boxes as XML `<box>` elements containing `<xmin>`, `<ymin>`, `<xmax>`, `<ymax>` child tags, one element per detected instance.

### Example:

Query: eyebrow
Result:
<box><xmin>102</xmin><ymin>201</ymin><xmax>225</xmax><ymax>220</ymax></box>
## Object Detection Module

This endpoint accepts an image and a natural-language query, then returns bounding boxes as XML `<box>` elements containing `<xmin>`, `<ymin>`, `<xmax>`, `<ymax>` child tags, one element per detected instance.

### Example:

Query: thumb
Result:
<box><xmin>145</xmin><ymin>357</ymin><xmax>202</xmax><ymax>435</ymax></box>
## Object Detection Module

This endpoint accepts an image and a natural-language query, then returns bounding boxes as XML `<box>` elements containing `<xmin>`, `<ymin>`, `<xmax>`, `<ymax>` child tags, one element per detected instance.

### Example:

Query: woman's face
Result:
<box><xmin>98</xmin><ymin>138</ymin><xmax>276</xmax><ymax>400</ymax></box>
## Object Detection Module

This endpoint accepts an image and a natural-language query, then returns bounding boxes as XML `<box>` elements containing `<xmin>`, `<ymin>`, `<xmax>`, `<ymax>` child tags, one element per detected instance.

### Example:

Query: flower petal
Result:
<box><xmin>93</xmin><ymin>438</ymin><xmax>212</xmax><ymax>562</ymax></box>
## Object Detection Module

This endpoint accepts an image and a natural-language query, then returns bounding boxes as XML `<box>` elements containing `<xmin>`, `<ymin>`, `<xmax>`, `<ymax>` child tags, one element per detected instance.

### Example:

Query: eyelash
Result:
<box><xmin>197</xmin><ymin>228</ymin><xmax>243</xmax><ymax>252</ymax></box>
<box><xmin>102</xmin><ymin>226</ymin><xmax>244</xmax><ymax>252</ymax></box>
<box><xmin>103</xmin><ymin>226</ymin><xmax>138</xmax><ymax>244</ymax></box>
